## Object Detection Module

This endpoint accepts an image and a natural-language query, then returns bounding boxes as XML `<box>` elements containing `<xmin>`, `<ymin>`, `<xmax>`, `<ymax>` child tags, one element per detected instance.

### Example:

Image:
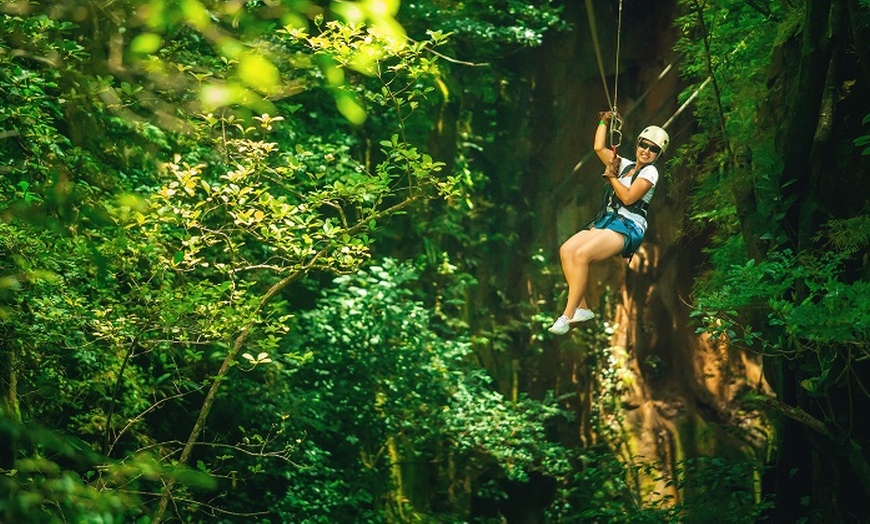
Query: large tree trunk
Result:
<box><xmin>760</xmin><ymin>0</ymin><xmax>870</xmax><ymax>520</ymax></box>
<box><xmin>0</xmin><ymin>338</ymin><xmax>18</xmax><ymax>469</ymax></box>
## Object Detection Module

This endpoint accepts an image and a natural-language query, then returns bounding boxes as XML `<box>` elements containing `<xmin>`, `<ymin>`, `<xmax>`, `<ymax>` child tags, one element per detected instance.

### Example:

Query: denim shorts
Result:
<box><xmin>593</xmin><ymin>212</ymin><xmax>645</xmax><ymax>258</ymax></box>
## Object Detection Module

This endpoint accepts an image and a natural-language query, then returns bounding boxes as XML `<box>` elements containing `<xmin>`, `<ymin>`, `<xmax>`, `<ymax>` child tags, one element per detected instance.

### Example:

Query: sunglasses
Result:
<box><xmin>638</xmin><ymin>141</ymin><xmax>661</xmax><ymax>154</ymax></box>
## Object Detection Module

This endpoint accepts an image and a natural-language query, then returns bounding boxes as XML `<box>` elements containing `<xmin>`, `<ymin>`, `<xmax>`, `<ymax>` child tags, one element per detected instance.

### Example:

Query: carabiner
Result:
<box><xmin>609</xmin><ymin>109</ymin><xmax>623</xmax><ymax>150</ymax></box>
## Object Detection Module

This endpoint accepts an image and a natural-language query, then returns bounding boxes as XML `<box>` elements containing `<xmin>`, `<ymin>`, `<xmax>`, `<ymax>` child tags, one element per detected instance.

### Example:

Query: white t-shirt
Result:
<box><xmin>613</xmin><ymin>158</ymin><xmax>658</xmax><ymax>232</ymax></box>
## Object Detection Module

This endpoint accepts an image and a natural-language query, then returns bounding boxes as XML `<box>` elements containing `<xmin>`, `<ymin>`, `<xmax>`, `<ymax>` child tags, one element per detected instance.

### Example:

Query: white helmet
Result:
<box><xmin>637</xmin><ymin>125</ymin><xmax>670</xmax><ymax>156</ymax></box>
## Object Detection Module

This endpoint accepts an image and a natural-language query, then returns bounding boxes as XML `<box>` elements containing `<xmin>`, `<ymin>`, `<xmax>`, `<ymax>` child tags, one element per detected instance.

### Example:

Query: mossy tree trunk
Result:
<box><xmin>758</xmin><ymin>0</ymin><xmax>870</xmax><ymax>519</ymax></box>
<box><xmin>0</xmin><ymin>338</ymin><xmax>18</xmax><ymax>470</ymax></box>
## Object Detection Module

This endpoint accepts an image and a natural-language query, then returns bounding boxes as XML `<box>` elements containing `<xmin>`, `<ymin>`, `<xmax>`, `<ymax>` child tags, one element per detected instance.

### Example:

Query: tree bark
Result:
<box><xmin>765</xmin><ymin>0</ymin><xmax>832</xmax><ymax>513</ymax></box>
<box><xmin>0</xmin><ymin>339</ymin><xmax>19</xmax><ymax>470</ymax></box>
<box><xmin>761</xmin><ymin>0</ymin><xmax>870</xmax><ymax>520</ymax></box>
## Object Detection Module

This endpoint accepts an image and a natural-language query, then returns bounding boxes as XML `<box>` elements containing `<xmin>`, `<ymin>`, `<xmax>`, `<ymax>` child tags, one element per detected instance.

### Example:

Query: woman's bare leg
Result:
<box><xmin>558</xmin><ymin>228</ymin><xmax>624</xmax><ymax>318</ymax></box>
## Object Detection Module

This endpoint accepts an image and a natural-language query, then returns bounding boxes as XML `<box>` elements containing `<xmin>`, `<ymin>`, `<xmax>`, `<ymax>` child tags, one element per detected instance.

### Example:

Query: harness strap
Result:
<box><xmin>583</xmin><ymin>162</ymin><xmax>652</xmax><ymax>231</ymax></box>
<box><xmin>605</xmin><ymin>163</ymin><xmax>650</xmax><ymax>218</ymax></box>
<box><xmin>609</xmin><ymin>195</ymin><xmax>649</xmax><ymax>218</ymax></box>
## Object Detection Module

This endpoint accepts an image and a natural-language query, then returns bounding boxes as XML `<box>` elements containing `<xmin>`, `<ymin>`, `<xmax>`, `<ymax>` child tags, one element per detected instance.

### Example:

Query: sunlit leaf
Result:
<box><xmin>335</xmin><ymin>91</ymin><xmax>367</xmax><ymax>124</ymax></box>
<box><xmin>129</xmin><ymin>33</ymin><xmax>163</xmax><ymax>55</ymax></box>
<box><xmin>237</xmin><ymin>52</ymin><xmax>280</xmax><ymax>93</ymax></box>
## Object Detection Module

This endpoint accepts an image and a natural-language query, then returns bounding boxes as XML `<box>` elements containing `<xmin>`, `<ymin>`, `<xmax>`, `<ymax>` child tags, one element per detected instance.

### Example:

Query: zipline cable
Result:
<box><xmin>663</xmin><ymin>76</ymin><xmax>711</xmax><ymax>129</ymax></box>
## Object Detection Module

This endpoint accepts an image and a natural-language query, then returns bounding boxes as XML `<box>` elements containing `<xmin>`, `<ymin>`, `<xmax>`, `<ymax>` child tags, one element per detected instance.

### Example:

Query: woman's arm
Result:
<box><xmin>603</xmin><ymin>166</ymin><xmax>654</xmax><ymax>205</ymax></box>
<box><xmin>594</xmin><ymin>115</ymin><xmax>614</xmax><ymax>166</ymax></box>
<box><xmin>606</xmin><ymin>176</ymin><xmax>652</xmax><ymax>205</ymax></box>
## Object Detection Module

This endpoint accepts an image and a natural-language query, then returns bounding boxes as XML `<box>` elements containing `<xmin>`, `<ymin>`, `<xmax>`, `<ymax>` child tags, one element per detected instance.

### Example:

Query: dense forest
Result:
<box><xmin>1</xmin><ymin>0</ymin><xmax>869</xmax><ymax>522</ymax></box>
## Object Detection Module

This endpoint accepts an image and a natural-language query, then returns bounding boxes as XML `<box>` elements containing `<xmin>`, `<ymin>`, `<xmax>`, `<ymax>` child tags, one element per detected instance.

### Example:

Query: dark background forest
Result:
<box><xmin>1</xmin><ymin>0</ymin><xmax>869</xmax><ymax>522</ymax></box>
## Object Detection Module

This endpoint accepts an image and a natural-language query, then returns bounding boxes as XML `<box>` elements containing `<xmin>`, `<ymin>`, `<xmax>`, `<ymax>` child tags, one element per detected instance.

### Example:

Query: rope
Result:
<box><xmin>585</xmin><ymin>0</ymin><xmax>613</xmax><ymax>109</ymax></box>
<box><xmin>585</xmin><ymin>0</ymin><xmax>624</xmax><ymax>151</ymax></box>
<box><xmin>570</xmin><ymin>63</ymin><xmax>678</xmax><ymax>174</ymax></box>
<box><xmin>612</xmin><ymin>0</ymin><xmax>623</xmax><ymax>148</ymax></box>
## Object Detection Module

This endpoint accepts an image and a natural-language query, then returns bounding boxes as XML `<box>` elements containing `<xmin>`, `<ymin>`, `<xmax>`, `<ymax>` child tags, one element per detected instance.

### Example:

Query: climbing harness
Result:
<box><xmin>581</xmin><ymin>1</ymin><xmax>661</xmax><ymax>262</ymax></box>
<box><xmin>586</xmin><ymin>0</ymin><xmax>624</xmax><ymax>152</ymax></box>
<box><xmin>586</xmin><ymin>163</ymin><xmax>650</xmax><ymax>261</ymax></box>
<box><xmin>604</xmin><ymin>164</ymin><xmax>650</xmax><ymax>218</ymax></box>
<box><xmin>606</xmin><ymin>166</ymin><xmax>650</xmax><ymax>218</ymax></box>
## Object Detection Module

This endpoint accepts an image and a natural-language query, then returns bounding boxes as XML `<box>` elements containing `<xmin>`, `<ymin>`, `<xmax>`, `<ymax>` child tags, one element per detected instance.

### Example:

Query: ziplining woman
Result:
<box><xmin>547</xmin><ymin>111</ymin><xmax>669</xmax><ymax>335</ymax></box>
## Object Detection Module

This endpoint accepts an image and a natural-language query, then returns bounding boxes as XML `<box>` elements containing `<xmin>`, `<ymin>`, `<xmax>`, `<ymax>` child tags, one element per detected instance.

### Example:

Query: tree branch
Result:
<box><xmin>152</xmin><ymin>249</ymin><xmax>326</xmax><ymax>523</ymax></box>
<box><xmin>152</xmin><ymin>192</ymin><xmax>423</xmax><ymax>522</ymax></box>
<box><xmin>691</xmin><ymin>0</ymin><xmax>737</xmax><ymax>168</ymax></box>
<box><xmin>751</xmin><ymin>394</ymin><xmax>870</xmax><ymax>497</ymax></box>
<box><xmin>750</xmin><ymin>395</ymin><xmax>831</xmax><ymax>438</ymax></box>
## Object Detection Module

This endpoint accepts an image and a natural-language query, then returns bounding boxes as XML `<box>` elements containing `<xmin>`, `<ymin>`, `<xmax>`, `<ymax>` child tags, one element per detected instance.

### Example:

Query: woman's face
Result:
<box><xmin>637</xmin><ymin>139</ymin><xmax>661</xmax><ymax>163</ymax></box>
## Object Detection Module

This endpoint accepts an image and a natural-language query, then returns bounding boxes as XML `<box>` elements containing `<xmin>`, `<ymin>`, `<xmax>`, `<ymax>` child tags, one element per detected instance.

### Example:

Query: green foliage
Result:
<box><xmin>355</xmin><ymin>1</ymin><xmax>576</xmax><ymax>380</ymax></box>
<box><xmin>547</xmin><ymin>448</ymin><xmax>643</xmax><ymax>522</ymax></box>
<box><xmin>0</xmin><ymin>0</ymin><xmax>583</xmax><ymax>519</ymax></box>
<box><xmin>1</xmin><ymin>1</ymin><xmax>465</xmax><ymax>520</ymax></box>
<box><xmin>204</xmin><ymin>259</ymin><xmax>572</xmax><ymax>521</ymax></box>
<box><xmin>692</xmin><ymin>241</ymin><xmax>870</xmax><ymax>395</ymax></box>
<box><xmin>668</xmin><ymin>456</ymin><xmax>773</xmax><ymax>522</ymax></box>
<box><xmin>0</xmin><ymin>413</ymin><xmax>217</xmax><ymax>523</ymax></box>
<box><xmin>445</xmin><ymin>384</ymin><xmax>572</xmax><ymax>484</ymax></box>
<box><xmin>401</xmin><ymin>0</ymin><xmax>567</xmax><ymax>49</ymax></box>
<box><xmin>674</xmin><ymin>0</ymin><xmax>787</xmax><ymax>234</ymax></box>
<box><xmin>549</xmin><ymin>452</ymin><xmax>771</xmax><ymax>523</ymax></box>
<box><xmin>677</xmin><ymin>8</ymin><xmax>870</xmax><ymax>519</ymax></box>
<box><xmin>4</xmin><ymin>0</ymin><xmax>814</xmax><ymax>520</ymax></box>
<box><xmin>855</xmin><ymin>113</ymin><xmax>870</xmax><ymax>156</ymax></box>
<box><xmin>678</xmin><ymin>0</ymin><xmax>870</xmax><ymax>401</ymax></box>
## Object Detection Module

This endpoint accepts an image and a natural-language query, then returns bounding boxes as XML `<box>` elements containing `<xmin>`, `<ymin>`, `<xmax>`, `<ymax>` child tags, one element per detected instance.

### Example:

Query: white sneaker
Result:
<box><xmin>570</xmin><ymin>308</ymin><xmax>595</xmax><ymax>323</ymax></box>
<box><xmin>547</xmin><ymin>315</ymin><xmax>571</xmax><ymax>335</ymax></box>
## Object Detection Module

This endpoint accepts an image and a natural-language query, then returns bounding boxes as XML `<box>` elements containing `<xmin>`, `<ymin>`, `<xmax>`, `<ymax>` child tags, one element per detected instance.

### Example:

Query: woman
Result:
<box><xmin>547</xmin><ymin>112</ymin><xmax>669</xmax><ymax>335</ymax></box>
